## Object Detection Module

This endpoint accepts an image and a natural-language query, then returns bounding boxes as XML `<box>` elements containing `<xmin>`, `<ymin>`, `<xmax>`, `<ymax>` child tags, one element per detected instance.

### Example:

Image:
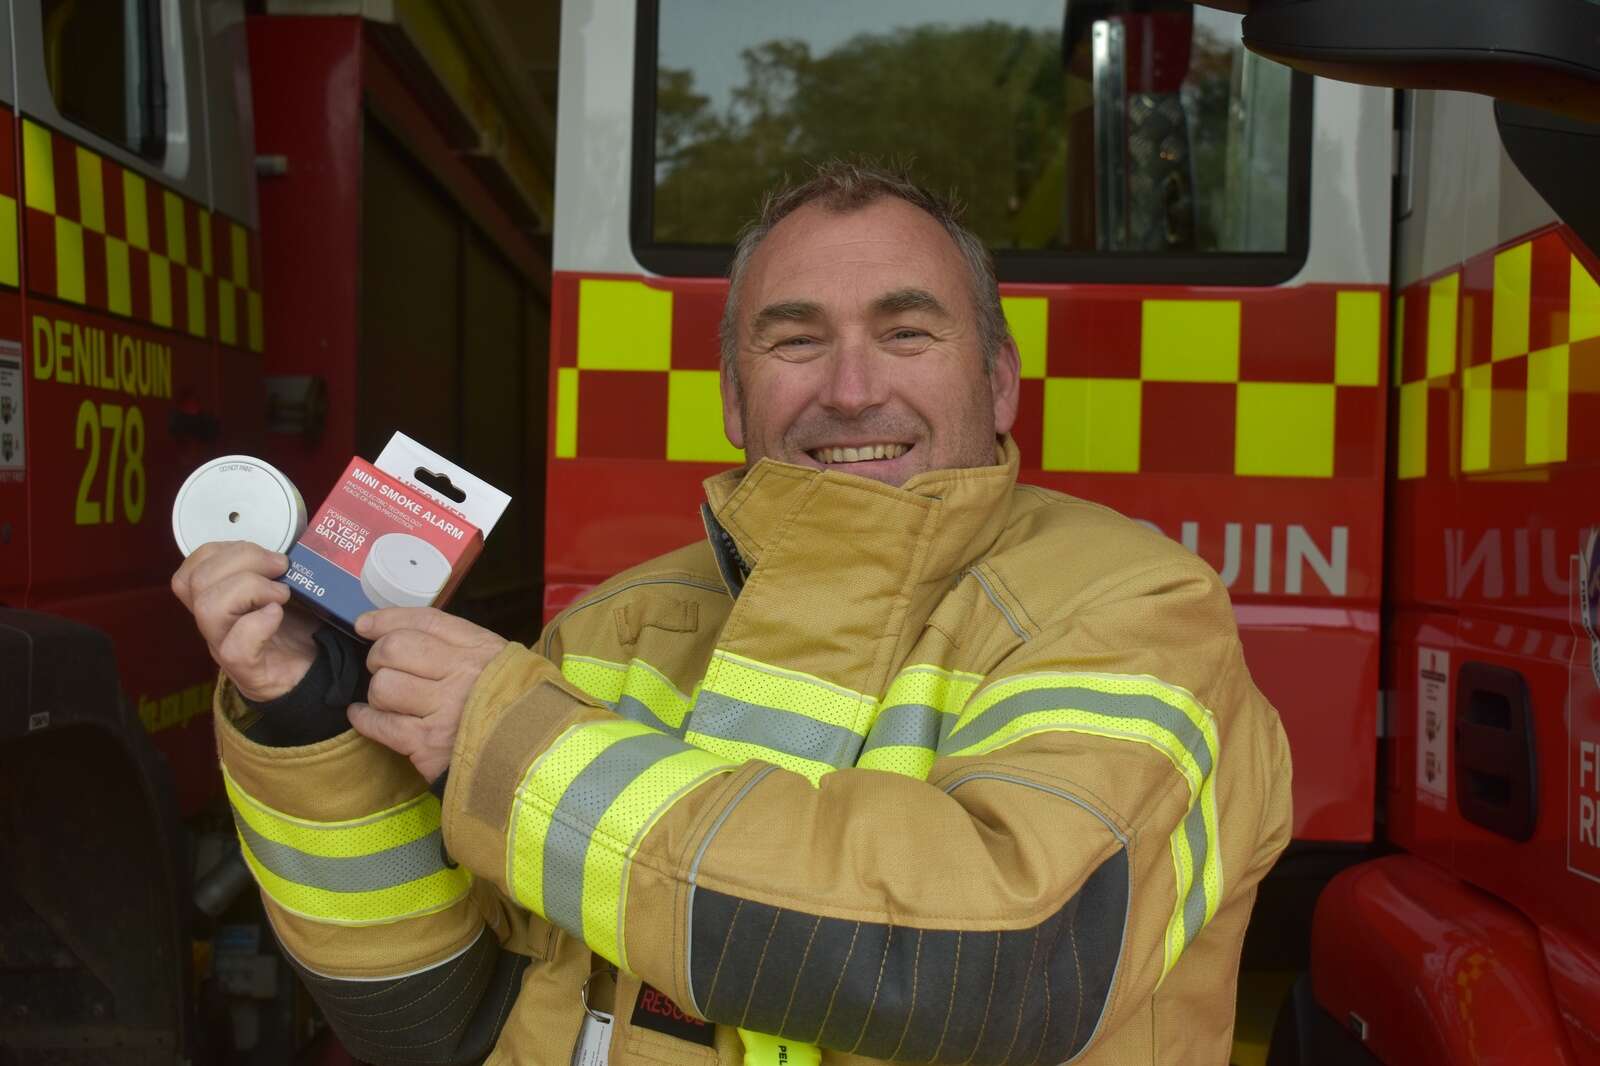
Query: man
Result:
<box><xmin>173</xmin><ymin>162</ymin><xmax>1291</xmax><ymax>1065</ymax></box>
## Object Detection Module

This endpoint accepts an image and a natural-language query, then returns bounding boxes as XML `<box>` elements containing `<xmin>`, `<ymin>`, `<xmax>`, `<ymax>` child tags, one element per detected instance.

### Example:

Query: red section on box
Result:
<box><xmin>303</xmin><ymin>457</ymin><xmax>482</xmax><ymax>578</ymax></box>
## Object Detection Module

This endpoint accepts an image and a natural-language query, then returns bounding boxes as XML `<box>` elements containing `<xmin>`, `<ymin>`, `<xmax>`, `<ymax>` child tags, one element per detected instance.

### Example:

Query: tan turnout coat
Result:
<box><xmin>216</xmin><ymin>439</ymin><xmax>1292</xmax><ymax>1065</ymax></box>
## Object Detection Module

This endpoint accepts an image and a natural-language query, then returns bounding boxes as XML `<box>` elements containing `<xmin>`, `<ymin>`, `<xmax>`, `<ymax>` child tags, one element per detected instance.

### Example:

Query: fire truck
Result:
<box><xmin>2</xmin><ymin>0</ymin><xmax>1597</xmax><ymax>1064</ymax></box>
<box><xmin>0</xmin><ymin>2</ymin><xmax>553</xmax><ymax>1061</ymax></box>
<box><xmin>546</xmin><ymin>2</ymin><xmax>1600</xmax><ymax>1064</ymax></box>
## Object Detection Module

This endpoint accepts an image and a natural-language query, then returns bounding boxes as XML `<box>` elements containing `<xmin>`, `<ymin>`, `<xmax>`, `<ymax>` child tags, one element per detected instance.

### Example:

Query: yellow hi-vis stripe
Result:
<box><xmin>856</xmin><ymin>664</ymin><xmax>983</xmax><ymax>778</ymax></box>
<box><xmin>561</xmin><ymin>654</ymin><xmax>692</xmax><ymax>733</ymax></box>
<box><xmin>507</xmin><ymin>719</ymin><xmax>733</xmax><ymax>969</ymax></box>
<box><xmin>942</xmin><ymin>671</ymin><xmax>1222</xmax><ymax>978</ymax></box>
<box><xmin>222</xmin><ymin>767</ymin><xmax>470</xmax><ymax>926</ymax></box>
<box><xmin>686</xmin><ymin>651</ymin><xmax>874</xmax><ymax>784</ymax></box>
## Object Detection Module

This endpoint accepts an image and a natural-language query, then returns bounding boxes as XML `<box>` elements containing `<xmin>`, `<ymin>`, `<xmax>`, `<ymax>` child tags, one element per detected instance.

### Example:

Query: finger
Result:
<box><xmin>188</xmin><ymin>543</ymin><xmax>291</xmax><ymax>611</ymax></box>
<box><xmin>348</xmin><ymin>702</ymin><xmax>423</xmax><ymax>757</ymax></box>
<box><xmin>365</xmin><ymin>629</ymin><xmax>452</xmax><ymax>680</ymax></box>
<box><xmin>366</xmin><ymin>666</ymin><xmax>442</xmax><ymax>719</ymax></box>
<box><xmin>356</xmin><ymin>607</ymin><xmax>490</xmax><ymax>646</ymax></box>
<box><xmin>193</xmin><ymin>570</ymin><xmax>292</xmax><ymax>649</ymax></box>
<box><xmin>217</xmin><ymin>601</ymin><xmax>285</xmax><ymax>676</ymax></box>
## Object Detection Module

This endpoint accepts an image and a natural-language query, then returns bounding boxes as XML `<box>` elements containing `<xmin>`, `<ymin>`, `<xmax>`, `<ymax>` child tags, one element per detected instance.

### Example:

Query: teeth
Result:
<box><xmin>812</xmin><ymin>444</ymin><xmax>908</xmax><ymax>464</ymax></box>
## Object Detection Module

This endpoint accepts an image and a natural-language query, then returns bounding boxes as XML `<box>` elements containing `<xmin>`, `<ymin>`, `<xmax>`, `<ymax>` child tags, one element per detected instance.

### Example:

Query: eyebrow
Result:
<box><xmin>749</xmin><ymin>300</ymin><xmax>824</xmax><ymax>339</ymax></box>
<box><xmin>872</xmin><ymin>288</ymin><xmax>950</xmax><ymax>317</ymax></box>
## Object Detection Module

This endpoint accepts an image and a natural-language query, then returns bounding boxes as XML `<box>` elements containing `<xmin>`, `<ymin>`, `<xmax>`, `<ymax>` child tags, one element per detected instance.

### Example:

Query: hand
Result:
<box><xmin>347</xmin><ymin>608</ymin><xmax>508</xmax><ymax>781</ymax></box>
<box><xmin>170</xmin><ymin>542</ymin><xmax>319</xmax><ymax>702</ymax></box>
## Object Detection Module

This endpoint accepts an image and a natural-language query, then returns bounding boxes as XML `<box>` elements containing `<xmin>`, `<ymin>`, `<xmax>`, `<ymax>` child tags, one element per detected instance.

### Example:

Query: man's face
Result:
<box><xmin>722</xmin><ymin>198</ymin><xmax>1020</xmax><ymax>487</ymax></box>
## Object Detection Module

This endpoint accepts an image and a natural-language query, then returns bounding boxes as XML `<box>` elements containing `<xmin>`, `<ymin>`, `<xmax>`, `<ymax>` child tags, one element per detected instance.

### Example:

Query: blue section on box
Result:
<box><xmin>282</xmin><ymin>543</ymin><xmax>377</xmax><ymax>636</ymax></box>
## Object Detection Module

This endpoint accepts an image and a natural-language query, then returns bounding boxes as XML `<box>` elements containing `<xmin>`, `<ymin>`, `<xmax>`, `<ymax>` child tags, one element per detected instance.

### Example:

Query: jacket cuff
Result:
<box><xmin>214</xmin><ymin>673</ymin><xmax>427</xmax><ymax>822</ymax></box>
<box><xmin>440</xmin><ymin>643</ymin><xmax>608</xmax><ymax>891</ymax></box>
<box><xmin>237</xmin><ymin>626</ymin><xmax>369</xmax><ymax>747</ymax></box>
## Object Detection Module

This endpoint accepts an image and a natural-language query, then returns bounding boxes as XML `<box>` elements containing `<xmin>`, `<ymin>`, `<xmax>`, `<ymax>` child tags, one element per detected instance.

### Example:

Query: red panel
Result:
<box><xmin>670</xmin><ymin>284</ymin><xmax>725</xmax><ymax>371</ymax></box>
<box><xmin>246</xmin><ymin>15</ymin><xmax>364</xmax><ymax>492</ymax></box>
<box><xmin>50</xmin><ymin>132</ymin><xmax>78</xmax><ymax>222</ymax></box>
<box><xmin>1531</xmin><ymin>230</ymin><xmax>1572</xmax><ymax>351</ymax></box>
<box><xmin>1334</xmin><ymin>386</ymin><xmax>1381</xmax><ymax>478</ymax></box>
<box><xmin>144</xmin><ymin>178</ymin><xmax>166</xmax><ymax>258</ymax></box>
<box><xmin>552</xmin><ymin>273</ymin><xmax>578</xmax><ymax>368</ymax></box>
<box><xmin>102</xmin><ymin>157</ymin><xmax>126</xmax><ymax>240</ymax></box>
<box><xmin>576</xmin><ymin>370</ymin><xmax>667</xmax><ymax>460</ymax></box>
<box><xmin>1399</xmin><ymin>283</ymin><xmax>1429</xmax><ymax>384</ymax></box>
<box><xmin>1239</xmin><ymin>287</ymin><xmax>1336</xmax><ymax>383</ymax></box>
<box><xmin>129</xmin><ymin>246</ymin><xmax>151</xmax><ymax>322</ymax></box>
<box><xmin>1570</xmin><ymin>337</ymin><xmax>1600</xmax><ymax>462</ymax></box>
<box><xmin>1140</xmin><ymin>380</ymin><xmax>1234</xmax><ymax>474</ymax></box>
<box><xmin>82</xmin><ymin>229</ymin><xmax>106</xmax><ymax>310</ymax></box>
<box><xmin>1047</xmin><ymin>292</ymin><xmax>1140</xmax><ymax>378</ymax></box>
<box><xmin>1011</xmin><ymin>377</ymin><xmax>1044</xmax><ymax>470</ymax></box>
<box><xmin>25</xmin><ymin>206</ymin><xmax>54</xmax><ymax>296</ymax></box>
<box><xmin>1489</xmin><ymin>356</ymin><xmax>1528</xmax><ymax>471</ymax></box>
<box><xmin>1460</xmin><ymin>251</ymin><xmax>1494</xmax><ymax>368</ymax></box>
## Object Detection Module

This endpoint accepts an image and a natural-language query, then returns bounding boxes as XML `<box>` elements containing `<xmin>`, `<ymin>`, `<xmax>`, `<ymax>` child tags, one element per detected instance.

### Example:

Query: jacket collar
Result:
<box><xmin>701</xmin><ymin>436</ymin><xmax>1020</xmax><ymax>589</ymax></box>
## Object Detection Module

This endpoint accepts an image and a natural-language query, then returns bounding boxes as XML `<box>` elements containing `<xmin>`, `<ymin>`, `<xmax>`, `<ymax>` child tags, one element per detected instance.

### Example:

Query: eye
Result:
<box><xmin>886</xmin><ymin>328</ymin><xmax>928</xmax><ymax>343</ymax></box>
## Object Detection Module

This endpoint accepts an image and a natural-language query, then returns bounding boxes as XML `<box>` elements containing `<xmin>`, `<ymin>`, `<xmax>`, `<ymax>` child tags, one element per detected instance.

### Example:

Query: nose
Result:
<box><xmin>818</xmin><ymin>331</ymin><xmax>887</xmax><ymax>418</ymax></box>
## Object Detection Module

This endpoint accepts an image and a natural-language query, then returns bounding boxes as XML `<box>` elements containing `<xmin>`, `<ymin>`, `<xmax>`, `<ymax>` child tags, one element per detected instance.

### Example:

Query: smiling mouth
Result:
<box><xmin>807</xmin><ymin>443</ymin><xmax>910</xmax><ymax>464</ymax></box>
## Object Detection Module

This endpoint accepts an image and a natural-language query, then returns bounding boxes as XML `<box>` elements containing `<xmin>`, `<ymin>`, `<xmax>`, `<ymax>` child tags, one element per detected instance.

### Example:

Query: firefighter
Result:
<box><xmin>172</xmin><ymin>162</ymin><xmax>1291</xmax><ymax>1065</ymax></box>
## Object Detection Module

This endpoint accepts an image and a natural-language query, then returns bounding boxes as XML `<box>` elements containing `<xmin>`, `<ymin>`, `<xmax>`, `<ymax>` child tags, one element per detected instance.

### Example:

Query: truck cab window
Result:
<box><xmin>42</xmin><ymin>0</ymin><xmax>165</xmax><ymax>159</ymax></box>
<box><xmin>641</xmin><ymin>0</ymin><xmax>1303</xmax><ymax>274</ymax></box>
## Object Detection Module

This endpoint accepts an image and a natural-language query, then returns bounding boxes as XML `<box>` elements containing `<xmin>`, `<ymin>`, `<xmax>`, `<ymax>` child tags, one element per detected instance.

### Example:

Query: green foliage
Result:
<box><xmin>653</xmin><ymin>21</ymin><xmax>1066</xmax><ymax>248</ymax></box>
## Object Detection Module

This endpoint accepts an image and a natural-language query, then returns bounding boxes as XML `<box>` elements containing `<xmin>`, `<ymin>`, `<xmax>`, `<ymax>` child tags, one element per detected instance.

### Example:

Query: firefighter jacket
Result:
<box><xmin>214</xmin><ymin>438</ymin><xmax>1293</xmax><ymax>1065</ymax></box>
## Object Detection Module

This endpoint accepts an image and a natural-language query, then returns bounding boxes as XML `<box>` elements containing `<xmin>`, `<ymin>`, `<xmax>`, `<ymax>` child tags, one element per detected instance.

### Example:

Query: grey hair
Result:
<box><xmin>717</xmin><ymin>160</ymin><xmax>1009</xmax><ymax>381</ymax></box>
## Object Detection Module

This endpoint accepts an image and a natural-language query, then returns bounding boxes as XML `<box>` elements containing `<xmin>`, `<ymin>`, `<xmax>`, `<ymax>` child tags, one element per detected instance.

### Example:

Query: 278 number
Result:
<box><xmin>74</xmin><ymin>400</ymin><xmax>146</xmax><ymax>525</ymax></box>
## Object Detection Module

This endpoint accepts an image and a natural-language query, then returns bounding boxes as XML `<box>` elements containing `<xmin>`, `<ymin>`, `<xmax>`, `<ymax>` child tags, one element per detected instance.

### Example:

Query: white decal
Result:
<box><xmin>1416</xmin><ymin>647</ymin><xmax>1450</xmax><ymax>810</ymax></box>
<box><xmin>0</xmin><ymin>340</ymin><xmax>23</xmax><ymax>478</ymax></box>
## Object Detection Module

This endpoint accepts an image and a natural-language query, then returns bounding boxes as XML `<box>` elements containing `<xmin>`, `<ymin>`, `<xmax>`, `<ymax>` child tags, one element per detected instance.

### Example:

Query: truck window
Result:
<box><xmin>41</xmin><ymin>0</ymin><xmax>166</xmax><ymax>159</ymax></box>
<box><xmin>634</xmin><ymin>0</ymin><xmax>1309</xmax><ymax>283</ymax></box>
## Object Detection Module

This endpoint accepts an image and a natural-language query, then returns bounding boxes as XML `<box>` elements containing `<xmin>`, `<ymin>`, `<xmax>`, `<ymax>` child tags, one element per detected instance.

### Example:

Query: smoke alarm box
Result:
<box><xmin>282</xmin><ymin>433</ymin><xmax>510</xmax><ymax>636</ymax></box>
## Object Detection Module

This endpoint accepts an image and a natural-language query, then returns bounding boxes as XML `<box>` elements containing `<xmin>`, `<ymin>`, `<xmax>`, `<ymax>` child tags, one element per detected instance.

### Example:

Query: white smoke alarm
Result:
<box><xmin>359</xmin><ymin>533</ymin><xmax>451</xmax><ymax>609</ymax></box>
<box><xmin>172</xmin><ymin>455</ymin><xmax>307</xmax><ymax>557</ymax></box>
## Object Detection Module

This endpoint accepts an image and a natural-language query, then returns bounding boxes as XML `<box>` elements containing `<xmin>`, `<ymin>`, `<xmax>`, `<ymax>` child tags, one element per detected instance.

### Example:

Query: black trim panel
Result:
<box><xmin>689</xmin><ymin>849</ymin><xmax>1128</xmax><ymax>1064</ymax></box>
<box><xmin>287</xmin><ymin>930</ymin><xmax>529</xmax><ymax>1066</ymax></box>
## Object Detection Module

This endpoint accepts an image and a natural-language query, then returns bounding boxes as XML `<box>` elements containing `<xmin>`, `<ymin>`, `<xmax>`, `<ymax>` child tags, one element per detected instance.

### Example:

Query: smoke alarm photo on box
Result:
<box><xmin>280</xmin><ymin>433</ymin><xmax>510</xmax><ymax>636</ymax></box>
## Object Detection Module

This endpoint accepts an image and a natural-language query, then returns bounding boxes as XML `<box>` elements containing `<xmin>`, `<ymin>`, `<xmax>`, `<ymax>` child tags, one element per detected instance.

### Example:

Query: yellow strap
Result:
<box><xmin>738</xmin><ymin>1028</ymin><xmax>822</xmax><ymax>1066</ymax></box>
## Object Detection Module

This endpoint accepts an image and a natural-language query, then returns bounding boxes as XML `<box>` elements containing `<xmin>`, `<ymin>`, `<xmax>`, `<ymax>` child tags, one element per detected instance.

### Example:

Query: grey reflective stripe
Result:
<box><xmin>1180</xmin><ymin>804</ymin><xmax>1209</xmax><ymax>946</ymax></box>
<box><xmin>541</xmin><ymin>731</ymin><xmax>689</xmax><ymax>941</ymax></box>
<box><xmin>688</xmin><ymin>691</ymin><xmax>864</xmax><ymax>767</ymax></box>
<box><xmin>942</xmin><ymin>686</ymin><xmax>1213</xmax><ymax>777</ymax></box>
<box><xmin>616</xmin><ymin>694</ymin><xmax>686</xmax><ymax>737</ymax></box>
<box><xmin>859</xmin><ymin>702</ymin><xmax>942</xmax><ymax>754</ymax></box>
<box><xmin>232</xmin><ymin>814</ymin><xmax>447</xmax><ymax>894</ymax></box>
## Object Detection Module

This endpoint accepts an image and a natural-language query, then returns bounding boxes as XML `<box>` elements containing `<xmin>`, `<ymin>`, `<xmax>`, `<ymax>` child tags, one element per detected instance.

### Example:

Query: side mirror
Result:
<box><xmin>1239</xmin><ymin>0</ymin><xmax>1600</xmax><ymax>123</ymax></box>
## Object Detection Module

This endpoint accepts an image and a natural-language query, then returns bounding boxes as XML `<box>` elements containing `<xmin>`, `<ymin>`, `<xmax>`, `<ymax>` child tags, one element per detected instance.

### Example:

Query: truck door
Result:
<box><xmin>14</xmin><ymin>0</ymin><xmax>235</xmax><ymax>809</ymax></box>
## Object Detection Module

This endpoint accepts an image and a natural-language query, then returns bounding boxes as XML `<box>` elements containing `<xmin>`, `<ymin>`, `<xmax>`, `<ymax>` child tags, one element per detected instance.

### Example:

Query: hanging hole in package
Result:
<box><xmin>283</xmin><ymin>433</ymin><xmax>509</xmax><ymax>635</ymax></box>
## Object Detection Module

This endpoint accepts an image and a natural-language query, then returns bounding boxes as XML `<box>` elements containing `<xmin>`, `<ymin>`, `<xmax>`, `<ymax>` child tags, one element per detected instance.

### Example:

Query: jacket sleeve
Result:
<box><xmin>216</xmin><ymin>655</ymin><xmax>536</xmax><ymax>1065</ymax></box>
<box><xmin>439</xmin><ymin>558</ymin><xmax>1293</xmax><ymax>1064</ymax></box>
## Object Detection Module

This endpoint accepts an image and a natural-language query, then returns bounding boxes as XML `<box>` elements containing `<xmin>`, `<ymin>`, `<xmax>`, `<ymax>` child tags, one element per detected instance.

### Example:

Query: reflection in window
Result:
<box><xmin>42</xmin><ymin>0</ymin><xmax>165</xmax><ymax>159</ymax></box>
<box><xmin>651</xmin><ymin>1</ymin><xmax>1294</xmax><ymax>255</ymax></box>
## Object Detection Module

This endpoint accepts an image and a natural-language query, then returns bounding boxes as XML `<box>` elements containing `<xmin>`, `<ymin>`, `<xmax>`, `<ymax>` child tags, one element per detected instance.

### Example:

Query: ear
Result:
<box><xmin>990</xmin><ymin>336</ymin><xmax>1022</xmax><ymax>436</ymax></box>
<box><xmin>721</xmin><ymin>363</ymin><xmax>745</xmax><ymax>448</ymax></box>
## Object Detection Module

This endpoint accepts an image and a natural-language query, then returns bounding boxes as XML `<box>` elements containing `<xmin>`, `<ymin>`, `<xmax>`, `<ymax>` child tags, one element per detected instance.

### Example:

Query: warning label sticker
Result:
<box><xmin>1569</xmin><ymin>533</ymin><xmax>1600</xmax><ymax>885</ymax></box>
<box><xmin>1417</xmin><ymin>647</ymin><xmax>1450</xmax><ymax>810</ymax></box>
<box><xmin>0</xmin><ymin>340</ymin><xmax>23</xmax><ymax>478</ymax></box>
